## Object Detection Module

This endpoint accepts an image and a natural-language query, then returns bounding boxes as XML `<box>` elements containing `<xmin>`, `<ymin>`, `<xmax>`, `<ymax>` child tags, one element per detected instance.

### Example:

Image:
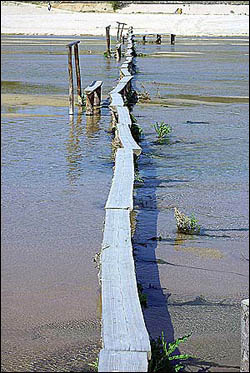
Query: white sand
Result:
<box><xmin>1</xmin><ymin>2</ymin><xmax>249</xmax><ymax>37</ymax></box>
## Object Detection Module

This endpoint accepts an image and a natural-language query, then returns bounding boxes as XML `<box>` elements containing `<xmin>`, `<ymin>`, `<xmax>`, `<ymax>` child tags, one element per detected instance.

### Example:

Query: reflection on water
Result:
<box><xmin>65</xmin><ymin>115</ymin><xmax>84</xmax><ymax>185</ymax></box>
<box><xmin>86</xmin><ymin>114</ymin><xmax>101</xmax><ymax>137</ymax></box>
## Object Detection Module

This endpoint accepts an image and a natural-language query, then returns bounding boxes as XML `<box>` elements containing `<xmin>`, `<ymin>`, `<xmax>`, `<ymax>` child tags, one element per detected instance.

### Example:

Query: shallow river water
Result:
<box><xmin>1</xmin><ymin>35</ymin><xmax>249</xmax><ymax>372</ymax></box>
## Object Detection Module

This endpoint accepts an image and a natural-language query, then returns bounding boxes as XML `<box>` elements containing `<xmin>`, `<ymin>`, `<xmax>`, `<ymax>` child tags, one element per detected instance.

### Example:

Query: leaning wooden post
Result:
<box><xmin>241</xmin><ymin>299</ymin><xmax>249</xmax><ymax>372</ymax></box>
<box><xmin>73</xmin><ymin>41</ymin><xmax>82</xmax><ymax>106</ymax></box>
<box><xmin>67</xmin><ymin>45</ymin><xmax>74</xmax><ymax>115</ymax></box>
<box><xmin>171</xmin><ymin>33</ymin><xmax>176</xmax><ymax>45</ymax></box>
<box><xmin>106</xmin><ymin>25</ymin><xmax>111</xmax><ymax>57</ymax></box>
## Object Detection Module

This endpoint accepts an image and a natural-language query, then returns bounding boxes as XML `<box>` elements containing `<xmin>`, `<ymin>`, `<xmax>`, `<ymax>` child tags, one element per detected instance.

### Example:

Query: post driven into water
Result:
<box><xmin>171</xmin><ymin>33</ymin><xmax>176</xmax><ymax>45</ymax></box>
<box><xmin>66</xmin><ymin>40</ymin><xmax>81</xmax><ymax>115</ymax></box>
<box><xmin>106</xmin><ymin>25</ymin><xmax>111</xmax><ymax>57</ymax></box>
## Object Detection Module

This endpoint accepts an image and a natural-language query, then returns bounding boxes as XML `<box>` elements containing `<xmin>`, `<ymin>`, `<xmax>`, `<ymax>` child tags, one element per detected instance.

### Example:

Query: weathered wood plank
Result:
<box><xmin>84</xmin><ymin>80</ymin><xmax>103</xmax><ymax>94</ymax></box>
<box><xmin>109</xmin><ymin>92</ymin><xmax>124</xmax><ymax>108</ymax></box>
<box><xmin>98</xmin><ymin>350</ymin><xmax>148</xmax><ymax>372</ymax></box>
<box><xmin>120</xmin><ymin>68</ymin><xmax>132</xmax><ymax>78</ymax></box>
<box><xmin>117</xmin><ymin>106</ymin><xmax>131</xmax><ymax>126</ymax></box>
<box><xmin>101</xmin><ymin>209</ymin><xmax>151</xmax><ymax>355</ymax></box>
<box><xmin>117</xmin><ymin>122</ymin><xmax>141</xmax><ymax>156</ymax></box>
<box><xmin>66</xmin><ymin>40</ymin><xmax>80</xmax><ymax>48</ymax></box>
<box><xmin>110</xmin><ymin>76</ymin><xmax>133</xmax><ymax>95</ymax></box>
<box><xmin>105</xmin><ymin>149</ymin><xmax>134</xmax><ymax>210</ymax></box>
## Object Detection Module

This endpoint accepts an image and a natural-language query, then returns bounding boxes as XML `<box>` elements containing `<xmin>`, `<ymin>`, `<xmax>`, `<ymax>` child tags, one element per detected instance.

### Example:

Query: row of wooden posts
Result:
<box><xmin>142</xmin><ymin>33</ymin><xmax>176</xmax><ymax>45</ymax></box>
<box><xmin>66</xmin><ymin>29</ymin><xmax>176</xmax><ymax>115</ymax></box>
<box><xmin>66</xmin><ymin>40</ymin><xmax>102</xmax><ymax>116</ymax></box>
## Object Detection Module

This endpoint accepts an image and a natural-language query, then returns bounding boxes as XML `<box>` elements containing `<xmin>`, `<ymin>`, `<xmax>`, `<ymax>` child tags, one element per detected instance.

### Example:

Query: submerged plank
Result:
<box><xmin>98</xmin><ymin>350</ymin><xmax>148</xmax><ymax>372</ymax></box>
<box><xmin>105</xmin><ymin>149</ymin><xmax>134</xmax><ymax>210</ymax></box>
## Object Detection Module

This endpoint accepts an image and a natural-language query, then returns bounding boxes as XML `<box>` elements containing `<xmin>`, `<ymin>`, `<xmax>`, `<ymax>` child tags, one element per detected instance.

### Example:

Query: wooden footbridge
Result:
<box><xmin>98</xmin><ymin>27</ymin><xmax>151</xmax><ymax>372</ymax></box>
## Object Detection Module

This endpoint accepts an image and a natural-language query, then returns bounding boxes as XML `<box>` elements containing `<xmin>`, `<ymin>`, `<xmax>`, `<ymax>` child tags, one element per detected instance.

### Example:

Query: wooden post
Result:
<box><xmin>94</xmin><ymin>86</ymin><xmax>102</xmax><ymax>114</ymax></box>
<box><xmin>156</xmin><ymin>34</ymin><xmax>162</xmax><ymax>44</ymax></box>
<box><xmin>120</xmin><ymin>22</ymin><xmax>126</xmax><ymax>42</ymax></box>
<box><xmin>74</xmin><ymin>42</ymin><xmax>82</xmax><ymax>106</ymax></box>
<box><xmin>241</xmin><ymin>299</ymin><xmax>249</xmax><ymax>372</ymax></box>
<box><xmin>85</xmin><ymin>93</ymin><xmax>94</xmax><ymax>116</ymax></box>
<box><xmin>67</xmin><ymin>45</ymin><xmax>74</xmax><ymax>115</ymax></box>
<box><xmin>116</xmin><ymin>43</ymin><xmax>122</xmax><ymax>61</ymax></box>
<box><xmin>116</xmin><ymin>22</ymin><xmax>127</xmax><ymax>42</ymax></box>
<box><xmin>116</xmin><ymin>22</ymin><xmax>120</xmax><ymax>41</ymax></box>
<box><xmin>106</xmin><ymin>25</ymin><xmax>111</xmax><ymax>57</ymax></box>
<box><xmin>171</xmin><ymin>34</ymin><xmax>176</xmax><ymax>45</ymax></box>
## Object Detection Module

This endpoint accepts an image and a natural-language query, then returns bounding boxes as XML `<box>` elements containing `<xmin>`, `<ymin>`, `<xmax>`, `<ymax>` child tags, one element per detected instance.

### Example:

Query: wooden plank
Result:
<box><xmin>126</xmin><ymin>56</ymin><xmax>133</xmax><ymax>64</ymax></box>
<box><xmin>120</xmin><ymin>68</ymin><xmax>132</xmax><ymax>77</ymax></box>
<box><xmin>105</xmin><ymin>149</ymin><xmax>134</xmax><ymax>210</ymax></box>
<box><xmin>125</xmin><ymin>48</ymin><xmax>134</xmax><ymax>57</ymax></box>
<box><xmin>98</xmin><ymin>350</ymin><xmax>148</xmax><ymax>372</ymax></box>
<box><xmin>101</xmin><ymin>209</ymin><xmax>151</xmax><ymax>356</ymax></box>
<box><xmin>109</xmin><ymin>92</ymin><xmax>124</xmax><ymax>108</ymax></box>
<box><xmin>110</xmin><ymin>76</ymin><xmax>133</xmax><ymax>95</ymax></box>
<box><xmin>66</xmin><ymin>40</ymin><xmax>80</xmax><ymax>48</ymax></box>
<box><xmin>85</xmin><ymin>80</ymin><xmax>103</xmax><ymax>93</ymax></box>
<box><xmin>117</xmin><ymin>106</ymin><xmax>131</xmax><ymax>127</ymax></box>
<box><xmin>117</xmin><ymin>122</ymin><xmax>141</xmax><ymax>156</ymax></box>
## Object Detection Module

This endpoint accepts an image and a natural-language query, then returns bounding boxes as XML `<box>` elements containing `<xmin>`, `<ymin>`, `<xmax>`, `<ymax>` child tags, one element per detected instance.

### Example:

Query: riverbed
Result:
<box><xmin>1</xmin><ymin>34</ymin><xmax>249</xmax><ymax>372</ymax></box>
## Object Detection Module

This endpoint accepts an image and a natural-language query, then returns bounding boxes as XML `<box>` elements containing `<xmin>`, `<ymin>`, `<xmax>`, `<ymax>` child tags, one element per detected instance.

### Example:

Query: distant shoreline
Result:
<box><xmin>1</xmin><ymin>2</ymin><xmax>249</xmax><ymax>36</ymax></box>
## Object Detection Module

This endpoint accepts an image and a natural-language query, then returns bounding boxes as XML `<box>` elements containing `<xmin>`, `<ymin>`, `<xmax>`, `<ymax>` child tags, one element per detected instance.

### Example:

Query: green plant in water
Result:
<box><xmin>131</xmin><ymin>122</ymin><xmax>143</xmax><ymax>142</ymax></box>
<box><xmin>88</xmin><ymin>357</ymin><xmax>99</xmax><ymax>371</ymax></box>
<box><xmin>148</xmin><ymin>332</ymin><xmax>192</xmax><ymax>372</ymax></box>
<box><xmin>137</xmin><ymin>283</ymin><xmax>148</xmax><ymax>308</ymax></box>
<box><xmin>153</xmin><ymin>121</ymin><xmax>172</xmax><ymax>142</ymax></box>
<box><xmin>174</xmin><ymin>208</ymin><xmax>201</xmax><ymax>234</ymax></box>
<box><xmin>134</xmin><ymin>171</ymin><xmax>144</xmax><ymax>184</ymax></box>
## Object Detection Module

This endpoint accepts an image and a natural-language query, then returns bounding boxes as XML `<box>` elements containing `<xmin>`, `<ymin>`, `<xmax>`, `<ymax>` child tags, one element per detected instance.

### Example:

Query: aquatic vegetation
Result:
<box><xmin>174</xmin><ymin>208</ymin><xmax>201</xmax><ymax>234</ymax></box>
<box><xmin>88</xmin><ymin>357</ymin><xmax>99</xmax><ymax>371</ymax></box>
<box><xmin>138</xmin><ymin>83</ymin><xmax>151</xmax><ymax>101</ymax></box>
<box><xmin>131</xmin><ymin>120</ymin><xmax>143</xmax><ymax>142</ymax></box>
<box><xmin>153</xmin><ymin>121</ymin><xmax>172</xmax><ymax>142</ymax></box>
<box><xmin>148</xmin><ymin>332</ymin><xmax>192</xmax><ymax>372</ymax></box>
<box><xmin>103</xmin><ymin>51</ymin><xmax>111</xmax><ymax>58</ymax></box>
<box><xmin>137</xmin><ymin>283</ymin><xmax>148</xmax><ymax>308</ymax></box>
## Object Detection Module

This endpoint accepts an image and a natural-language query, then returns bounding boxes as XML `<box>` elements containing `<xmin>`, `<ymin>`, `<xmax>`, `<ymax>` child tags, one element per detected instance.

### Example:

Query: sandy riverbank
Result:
<box><xmin>1</xmin><ymin>2</ymin><xmax>249</xmax><ymax>36</ymax></box>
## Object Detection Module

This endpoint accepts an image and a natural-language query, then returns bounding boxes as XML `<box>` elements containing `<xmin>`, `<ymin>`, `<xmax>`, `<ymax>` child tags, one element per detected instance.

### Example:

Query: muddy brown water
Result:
<box><xmin>1</xmin><ymin>35</ymin><xmax>249</xmax><ymax>372</ymax></box>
